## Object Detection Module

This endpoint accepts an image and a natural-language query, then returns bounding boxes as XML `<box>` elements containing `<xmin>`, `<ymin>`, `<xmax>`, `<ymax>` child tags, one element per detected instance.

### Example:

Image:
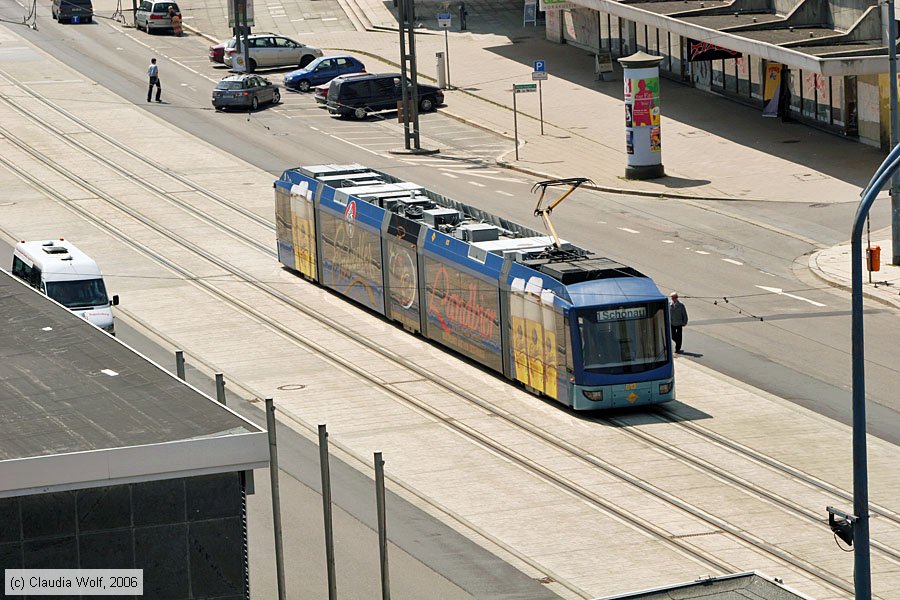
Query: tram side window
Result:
<box><xmin>12</xmin><ymin>257</ymin><xmax>40</xmax><ymax>289</ymax></box>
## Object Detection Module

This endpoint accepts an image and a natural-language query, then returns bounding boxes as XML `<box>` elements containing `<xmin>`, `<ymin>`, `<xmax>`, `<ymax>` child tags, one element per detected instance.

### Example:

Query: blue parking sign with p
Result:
<box><xmin>533</xmin><ymin>60</ymin><xmax>545</xmax><ymax>73</ymax></box>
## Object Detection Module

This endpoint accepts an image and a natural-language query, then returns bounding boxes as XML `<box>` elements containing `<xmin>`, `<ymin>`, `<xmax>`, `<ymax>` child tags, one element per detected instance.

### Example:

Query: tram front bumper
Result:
<box><xmin>571</xmin><ymin>380</ymin><xmax>674</xmax><ymax>411</ymax></box>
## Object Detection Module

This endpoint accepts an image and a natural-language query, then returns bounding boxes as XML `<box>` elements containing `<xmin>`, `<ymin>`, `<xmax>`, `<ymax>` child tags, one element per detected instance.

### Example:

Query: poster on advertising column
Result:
<box><xmin>630</xmin><ymin>76</ymin><xmax>660</xmax><ymax>127</ymax></box>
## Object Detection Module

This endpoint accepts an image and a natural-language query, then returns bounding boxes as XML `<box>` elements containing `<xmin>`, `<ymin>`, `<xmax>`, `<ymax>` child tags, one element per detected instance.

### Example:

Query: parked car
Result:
<box><xmin>135</xmin><ymin>0</ymin><xmax>180</xmax><ymax>34</ymax></box>
<box><xmin>326</xmin><ymin>73</ymin><xmax>444</xmax><ymax>119</ymax></box>
<box><xmin>314</xmin><ymin>71</ymin><xmax>368</xmax><ymax>105</ymax></box>
<box><xmin>209</xmin><ymin>33</ymin><xmax>278</xmax><ymax>64</ymax></box>
<box><xmin>212</xmin><ymin>74</ymin><xmax>280</xmax><ymax>111</ymax></box>
<box><xmin>52</xmin><ymin>0</ymin><xmax>93</xmax><ymax>23</ymax></box>
<box><xmin>209</xmin><ymin>42</ymin><xmax>226</xmax><ymax>64</ymax></box>
<box><xmin>283</xmin><ymin>55</ymin><xmax>366</xmax><ymax>92</ymax></box>
<box><xmin>223</xmin><ymin>33</ymin><xmax>322</xmax><ymax>72</ymax></box>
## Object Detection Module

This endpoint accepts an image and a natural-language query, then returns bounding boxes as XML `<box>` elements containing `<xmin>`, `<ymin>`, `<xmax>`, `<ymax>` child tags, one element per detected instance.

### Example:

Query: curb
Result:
<box><xmin>807</xmin><ymin>250</ymin><xmax>900</xmax><ymax>310</ymax></box>
<box><xmin>182</xmin><ymin>23</ymin><xmax>219</xmax><ymax>44</ymax></box>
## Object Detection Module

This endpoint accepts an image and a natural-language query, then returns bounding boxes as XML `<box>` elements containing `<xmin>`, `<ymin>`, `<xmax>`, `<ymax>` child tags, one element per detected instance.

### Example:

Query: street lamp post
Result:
<box><xmin>848</xmin><ymin>141</ymin><xmax>900</xmax><ymax>600</ymax></box>
<box><xmin>887</xmin><ymin>0</ymin><xmax>900</xmax><ymax>265</ymax></box>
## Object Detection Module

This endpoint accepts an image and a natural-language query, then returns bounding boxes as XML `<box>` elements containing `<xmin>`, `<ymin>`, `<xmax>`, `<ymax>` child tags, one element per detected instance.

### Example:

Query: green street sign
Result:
<box><xmin>514</xmin><ymin>83</ymin><xmax>537</xmax><ymax>93</ymax></box>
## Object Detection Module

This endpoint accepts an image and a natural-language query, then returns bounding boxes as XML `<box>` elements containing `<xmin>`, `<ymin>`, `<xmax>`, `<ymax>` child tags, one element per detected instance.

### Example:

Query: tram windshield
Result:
<box><xmin>46</xmin><ymin>279</ymin><xmax>109</xmax><ymax>309</ymax></box>
<box><xmin>578</xmin><ymin>302</ymin><xmax>668</xmax><ymax>374</ymax></box>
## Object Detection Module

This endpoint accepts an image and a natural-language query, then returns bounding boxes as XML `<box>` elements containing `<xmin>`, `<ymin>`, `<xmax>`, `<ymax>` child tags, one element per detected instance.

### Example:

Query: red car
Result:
<box><xmin>208</xmin><ymin>42</ymin><xmax>226</xmax><ymax>63</ymax></box>
<box><xmin>313</xmin><ymin>71</ymin><xmax>367</xmax><ymax>105</ymax></box>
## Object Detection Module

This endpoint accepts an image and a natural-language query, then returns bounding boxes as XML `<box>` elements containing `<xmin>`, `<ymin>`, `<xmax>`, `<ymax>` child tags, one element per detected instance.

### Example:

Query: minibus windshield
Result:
<box><xmin>46</xmin><ymin>279</ymin><xmax>109</xmax><ymax>309</ymax></box>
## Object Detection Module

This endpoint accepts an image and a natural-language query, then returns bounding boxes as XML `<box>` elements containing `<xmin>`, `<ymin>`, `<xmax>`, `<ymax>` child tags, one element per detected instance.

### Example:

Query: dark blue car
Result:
<box><xmin>283</xmin><ymin>55</ymin><xmax>366</xmax><ymax>92</ymax></box>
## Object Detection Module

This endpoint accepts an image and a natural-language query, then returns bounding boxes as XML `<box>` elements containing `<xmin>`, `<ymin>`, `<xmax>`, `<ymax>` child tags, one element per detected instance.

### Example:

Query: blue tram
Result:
<box><xmin>274</xmin><ymin>164</ymin><xmax>674</xmax><ymax>410</ymax></box>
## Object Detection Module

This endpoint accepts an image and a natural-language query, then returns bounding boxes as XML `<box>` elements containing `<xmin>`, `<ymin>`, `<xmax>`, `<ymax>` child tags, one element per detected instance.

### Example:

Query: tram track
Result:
<box><xmin>0</xmin><ymin>70</ymin><xmax>893</xmax><ymax>597</ymax></box>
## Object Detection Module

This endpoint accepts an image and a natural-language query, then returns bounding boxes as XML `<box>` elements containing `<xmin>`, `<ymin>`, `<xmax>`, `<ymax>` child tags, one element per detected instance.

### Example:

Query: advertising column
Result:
<box><xmin>619</xmin><ymin>51</ymin><xmax>665</xmax><ymax>180</ymax></box>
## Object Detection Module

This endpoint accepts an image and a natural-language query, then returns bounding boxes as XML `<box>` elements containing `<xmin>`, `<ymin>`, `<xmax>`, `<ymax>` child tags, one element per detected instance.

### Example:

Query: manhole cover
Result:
<box><xmin>793</xmin><ymin>172</ymin><xmax>826</xmax><ymax>182</ymax></box>
<box><xmin>277</xmin><ymin>383</ymin><xmax>307</xmax><ymax>391</ymax></box>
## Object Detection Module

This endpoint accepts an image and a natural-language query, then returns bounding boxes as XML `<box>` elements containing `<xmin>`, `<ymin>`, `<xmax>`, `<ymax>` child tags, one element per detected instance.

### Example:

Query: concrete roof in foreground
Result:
<box><xmin>0</xmin><ymin>269</ymin><xmax>268</xmax><ymax>497</ymax></box>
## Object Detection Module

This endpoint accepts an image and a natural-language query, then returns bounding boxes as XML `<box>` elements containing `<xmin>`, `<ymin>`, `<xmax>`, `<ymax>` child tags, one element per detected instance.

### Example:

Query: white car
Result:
<box><xmin>223</xmin><ymin>33</ymin><xmax>322</xmax><ymax>72</ymax></box>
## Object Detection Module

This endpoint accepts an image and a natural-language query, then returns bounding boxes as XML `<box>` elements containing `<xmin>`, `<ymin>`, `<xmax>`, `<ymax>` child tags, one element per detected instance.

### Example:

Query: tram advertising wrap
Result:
<box><xmin>422</xmin><ymin>230</ymin><xmax>503</xmax><ymax>372</ymax></box>
<box><xmin>318</xmin><ymin>186</ymin><xmax>385</xmax><ymax>313</ymax></box>
<box><xmin>275</xmin><ymin>165</ymin><xmax>675</xmax><ymax>411</ymax></box>
<box><xmin>385</xmin><ymin>214</ymin><xmax>421</xmax><ymax>333</ymax></box>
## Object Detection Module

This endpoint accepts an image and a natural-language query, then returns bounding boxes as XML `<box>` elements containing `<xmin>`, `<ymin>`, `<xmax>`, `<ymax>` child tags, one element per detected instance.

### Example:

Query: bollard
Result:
<box><xmin>175</xmin><ymin>350</ymin><xmax>185</xmax><ymax>380</ymax></box>
<box><xmin>436</xmin><ymin>52</ymin><xmax>447</xmax><ymax>89</ymax></box>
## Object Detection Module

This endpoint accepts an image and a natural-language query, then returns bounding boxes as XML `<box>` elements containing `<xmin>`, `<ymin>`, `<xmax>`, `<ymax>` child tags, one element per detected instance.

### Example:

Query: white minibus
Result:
<box><xmin>11</xmin><ymin>239</ymin><xmax>119</xmax><ymax>334</ymax></box>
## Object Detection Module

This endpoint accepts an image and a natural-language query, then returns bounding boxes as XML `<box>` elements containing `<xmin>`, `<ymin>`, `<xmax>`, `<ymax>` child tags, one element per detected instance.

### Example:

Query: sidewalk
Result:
<box><xmin>176</xmin><ymin>0</ymin><xmax>900</xmax><ymax>306</ymax></box>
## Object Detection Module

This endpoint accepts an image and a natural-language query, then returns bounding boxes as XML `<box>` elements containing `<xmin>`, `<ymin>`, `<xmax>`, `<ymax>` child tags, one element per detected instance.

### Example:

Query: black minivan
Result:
<box><xmin>52</xmin><ymin>0</ymin><xmax>93</xmax><ymax>23</ymax></box>
<box><xmin>326</xmin><ymin>73</ymin><xmax>444</xmax><ymax>119</ymax></box>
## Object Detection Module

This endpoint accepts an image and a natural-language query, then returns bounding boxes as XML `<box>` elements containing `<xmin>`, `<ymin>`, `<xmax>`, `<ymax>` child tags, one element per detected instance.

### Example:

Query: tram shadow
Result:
<box><xmin>572</xmin><ymin>400</ymin><xmax>712</xmax><ymax>427</ymax></box>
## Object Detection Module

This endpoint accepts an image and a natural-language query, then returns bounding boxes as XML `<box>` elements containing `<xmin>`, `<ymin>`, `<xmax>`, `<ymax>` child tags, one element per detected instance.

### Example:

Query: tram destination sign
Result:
<box><xmin>596</xmin><ymin>306</ymin><xmax>647</xmax><ymax>322</ymax></box>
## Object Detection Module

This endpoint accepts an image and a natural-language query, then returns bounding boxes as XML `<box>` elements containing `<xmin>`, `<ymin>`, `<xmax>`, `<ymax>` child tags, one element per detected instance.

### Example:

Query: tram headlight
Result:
<box><xmin>659</xmin><ymin>382</ymin><xmax>672</xmax><ymax>395</ymax></box>
<box><xmin>583</xmin><ymin>390</ymin><xmax>603</xmax><ymax>401</ymax></box>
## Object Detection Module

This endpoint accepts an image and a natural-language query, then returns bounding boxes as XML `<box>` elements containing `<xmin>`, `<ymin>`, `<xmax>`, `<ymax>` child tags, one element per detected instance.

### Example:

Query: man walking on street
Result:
<box><xmin>669</xmin><ymin>292</ymin><xmax>688</xmax><ymax>354</ymax></box>
<box><xmin>147</xmin><ymin>58</ymin><xmax>161</xmax><ymax>103</ymax></box>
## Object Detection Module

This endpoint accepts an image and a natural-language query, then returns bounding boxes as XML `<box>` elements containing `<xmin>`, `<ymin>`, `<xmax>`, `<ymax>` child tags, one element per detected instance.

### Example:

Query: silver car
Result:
<box><xmin>223</xmin><ymin>34</ymin><xmax>322</xmax><ymax>72</ymax></box>
<box><xmin>135</xmin><ymin>0</ymin><xmax>180</xmax><ymax>33</ymax></box>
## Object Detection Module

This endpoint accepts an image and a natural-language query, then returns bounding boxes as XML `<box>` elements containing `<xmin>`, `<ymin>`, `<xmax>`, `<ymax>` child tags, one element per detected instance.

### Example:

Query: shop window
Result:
<box><xmin>817</xmin><ymin>77</ymin><xmax>832</xmax><ymax>123</ymax></box>
<box><xmin>831</xmin><ymin>76</ymin><xmax>845</xmax><ymax>126</ymax></box>
<box><xmin>801</xmin><ymin>70</ymin><xmax>818</xmax><ymax>119</ymax></box>
<box><xmin>637</xmin><ymin>24</ymin><xmax>647</xmax><ymax>52</ymax></box>
<box><xmin>723</xmin><ymin>58</ymin><xmax>737</xmax><ymax>93</ymax></box>
<box><xmin>669</xmin><ymin>34</ymin><xmax>681</xmax><ymax>75</ymax></box>
<box><xmin>600</xmin><ymin>13</ymin><xmax>610</xmax><ymax>50</ymax></box>
<box><xmin>737</xmin><ymin>56</ymin><xmax>751</xmax><ymax>97</ymax></box>
<box><xmin>785</xmin><ymin>68</ymin><xmax>801</xmax><ymax>116</ymax></box>
<box><xmin>712</xmin><ymin>60</ymin><xmax>724</xmax><ymax>89</ymax></box>
<box><xmin>610</xmin><ymin>15</ymin><xmax>621</xmax><ymax>56</ymax></box>
<box><xmin>647</xmin><ymin>26</ymin><xmax>658</xmax><ymax>55</ymax></box>
<box><xmin>750</xmin><ymin>57</ymin><xmax>762</xmax><ymax>99</ymax></box>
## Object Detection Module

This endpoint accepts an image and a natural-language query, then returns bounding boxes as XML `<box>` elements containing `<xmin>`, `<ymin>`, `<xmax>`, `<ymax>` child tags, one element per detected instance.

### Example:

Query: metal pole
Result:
<box><xmin>849</xmin><ymin>143</ymin><xmax>900</xmax><ymax>600</ymax></box>
<box><xmin>539</xmin><ymin>79</ymin><xmax>544</xmax><ymax>135</ymax></box>
<box><xmin>233</xmin><ymin>0</ymin><xmax>242</xmax><ymax>54</ymax></box>
<box><xmin>444</xmin><ymin>29</ymin><xmax>451</xmax><ymax>89</ymax></box>
<box><xmin>265</xmin><ymin>399</ymin><xmax>287</xmax><ymax>600</ymax></box>
<box><xmin>318</xmin><ymin>424</ymin><xmax>337</xmax><ymax>600</ymax></box>
<box><xmin>375</xmin><ymin>452</ymin><xmax>390</xmax><ymax>600</ymax></box>
<box><xmin>398</xmin><ymin>0</ymin><xmax>410</xmax><ymax>149</ymax></box>
<box><xmin>513</xmin><ymin>89</ymin><xmax>518</xmax><ymax>160</ymax></box>
<box><xmin>889</xmin><ymin>0</ymin><xmax>900</xmax><ymax>265</ymax></box>
<box><xmin>215</xmin><ymin>373</ymin><xmax>226</xmax><ymax>405</ymax></box>
<box><xmin>240</xmin><ymin>0</ymin><xmax>250</xmax><ymax>72</ymax></box>
<box><xmin>867</xmin><ymin>216</ymin><xmax>873</xmax><ymax>284</ymax></box>
<box><xmin>175</xmin><ymin>350</ymin><xmax>185</xmax><ymax>380</ymax></box>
